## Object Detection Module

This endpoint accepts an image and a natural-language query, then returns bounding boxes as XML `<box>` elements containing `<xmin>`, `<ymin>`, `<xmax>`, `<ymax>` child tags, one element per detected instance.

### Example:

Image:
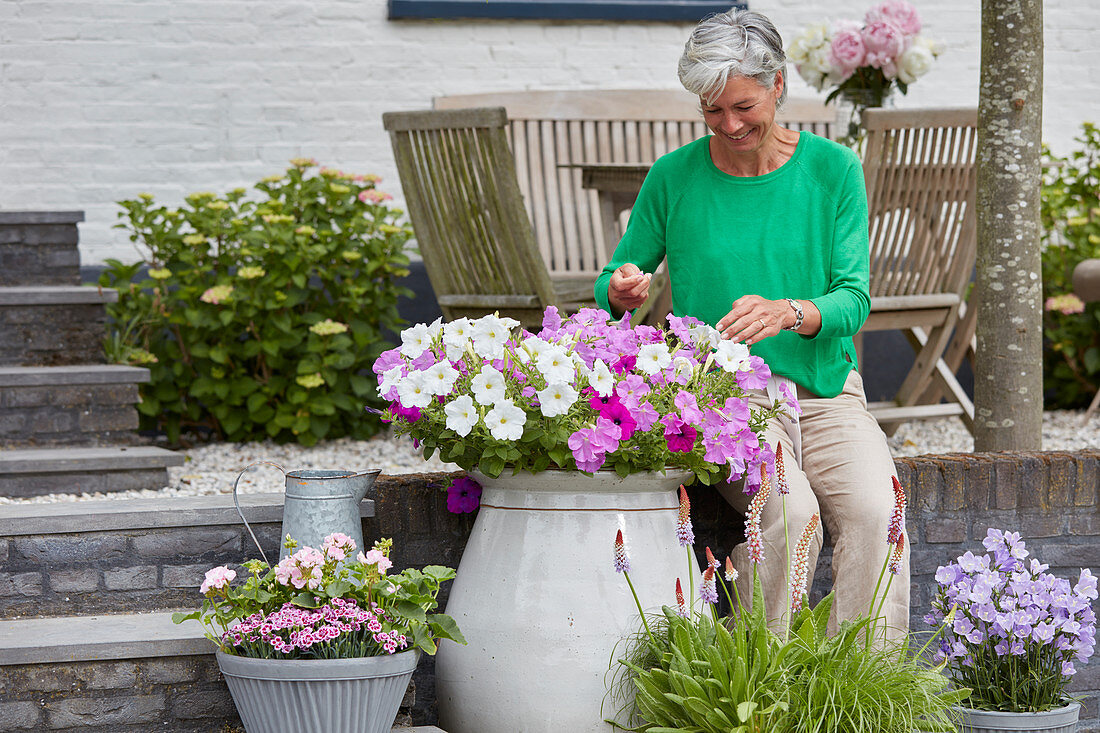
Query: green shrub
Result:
<box><xmin>1041</xmin><ymin>122</ymin><xmax>1100</xmax><ymax>408</ymax></box>
<box><xmin>101</xmin><ymin>158</ymin><xmax>413</xmax><ymax>445</ymax></box>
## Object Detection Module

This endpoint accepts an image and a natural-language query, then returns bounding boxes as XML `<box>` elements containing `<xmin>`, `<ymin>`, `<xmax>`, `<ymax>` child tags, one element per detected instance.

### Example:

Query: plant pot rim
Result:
<box><xmin>471</xmin><ymin>467</ymin><xmax>692</xmax><ymax>479</ymax></box>
<box><xmin>216</xmin><ymin>647</ymin><xmax>420</xmax><ymax>679</ymax></box>
<box><xmin>956</xmin><ymin>700</ymin><xmax>1081</xmax><ymax>716</ymax></box>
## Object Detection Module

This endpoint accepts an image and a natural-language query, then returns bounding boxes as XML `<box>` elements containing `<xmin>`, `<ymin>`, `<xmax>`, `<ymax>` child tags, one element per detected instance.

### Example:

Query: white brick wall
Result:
<box><xmin>0</xmin><ymin>0</ymin><xmax>1094</xmax><ymax>264</ymax></box>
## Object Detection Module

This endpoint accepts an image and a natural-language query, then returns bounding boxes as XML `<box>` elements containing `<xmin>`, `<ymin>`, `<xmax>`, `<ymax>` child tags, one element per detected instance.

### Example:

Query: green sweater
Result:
<box><xmin>594</xmin><ymin>131</ymin><xmax>870</xmax><ymax>399</ymax></box>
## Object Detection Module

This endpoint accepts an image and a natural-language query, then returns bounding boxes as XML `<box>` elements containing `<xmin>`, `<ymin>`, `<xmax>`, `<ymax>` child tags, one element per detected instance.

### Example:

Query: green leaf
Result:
<box><xmin>427</xmin><ymin>613</ymin><xmax>467</xmax><ymax>645</ymax></box>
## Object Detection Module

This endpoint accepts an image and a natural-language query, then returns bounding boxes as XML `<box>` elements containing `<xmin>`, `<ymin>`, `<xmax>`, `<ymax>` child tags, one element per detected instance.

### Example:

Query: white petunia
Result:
<box><xmin>485</xmin><ymin>399</ymin><xmax>526</xmax><ymax>441</ymax></box>
<box><xmin>636</xmin><ymin>343</ymin><xmax>672</xmax><ymax>375</ymax></box>
<box><xmin>536</xmin><ymin>346</ymin><xmax>575</xmax><ymax>384</ymax></box>
<box><xmin>690</xmin><ymin>324</ymin><xmax>722</xmax><ymax>351</ymax></box>
<box><xmin>470</xmin><ymin>367</ymin><xmax>507</xmax><ymax>406</ymax></box>
<box><xmin>395</xmin><ymin>369</ymin><xmax>432</xmax><ymax>408</ymax></box>
<box><xmin>522</xmin><ymin>337</ymin><xmax>552</xmax><ymax>362</ymax></box>
<box><xmin>399</xmin><ymin>323</ymin><xmax>433</xmax><ymax>359</ymax></box>
<box><xmin>536</xmin><ymin>382</ymin><xmax>578</xmax><ymax>418</ymax></box>
<box><xmin>589</xmin><ymin>359</ymin><xmax>614</xmax><ymax>397</ymax></box>
<box><xmin>442</xmin><ymin>318</ymin><xmax>473</xmax><ymax>360</ymax></box>
<box><xmin>379</xmin><ymin>365</ymin><xmax>403</xmax><ymax>397</ymax></box>
<box><xmin>713</xmin><ymin>341</ymin><xmax>751</xmax><ymax>373</ymax></box>
<box><xmin>470</xmin><ymin>315</ymin><xmax>513</xmax><ymax>360</ymax></box>
<box><xmin>444</xmin><ymin>394</ymin><xmax>478</xmax><ymax>436</ymax></box>
<box><xmin>672</xmin><ymin>355</ymin><xmax>697</xmax><ymax>383</ymax></box>
<box><xmin>423</xmin><ymin>361</ymin><xmax>460</xmax><ymax>396</ymax></box>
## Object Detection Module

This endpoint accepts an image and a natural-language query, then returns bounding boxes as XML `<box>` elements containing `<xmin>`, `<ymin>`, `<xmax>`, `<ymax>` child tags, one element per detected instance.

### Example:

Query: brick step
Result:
<box><xmin>0</xmin><ymin>211</ymin><xmax>83</xmax><ymax>287</ymax></box>
<box><xmin>0</xmin><ymin>445</ymin><xmax>184</xmax><ymax>501</ymax></box>
<box><xmin>0</xmin><ymin>286</ymin><xmax>118</xmax><ymax>366</ymax></box>
<box><xmin>0</xmin><ymin>366</ymin><xmax>151</xmax><ymax>447</ymax></box>
<box><xmin>0</xmin><ymin>612</ymin><xmax>441</xmax><ymax>732</ymax></box>
<box><xmin>0</xmin><ymin>492</ymin><xmax>373</xmax><ymax>617</ymax></box>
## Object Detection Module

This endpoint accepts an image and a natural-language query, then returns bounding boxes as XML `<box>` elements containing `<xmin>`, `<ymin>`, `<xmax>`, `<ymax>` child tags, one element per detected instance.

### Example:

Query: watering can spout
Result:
<box><xmin>352</xmin><ymin>469</ymin><xmax>382</xmax><ymax>503</ymax></box>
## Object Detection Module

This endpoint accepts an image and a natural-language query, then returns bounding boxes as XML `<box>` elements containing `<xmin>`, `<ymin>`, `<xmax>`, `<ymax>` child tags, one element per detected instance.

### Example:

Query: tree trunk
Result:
<box><xmin>974</xmin><ymin>0</ymin><xmax>1045</xmax><ymax>451</ymax></box>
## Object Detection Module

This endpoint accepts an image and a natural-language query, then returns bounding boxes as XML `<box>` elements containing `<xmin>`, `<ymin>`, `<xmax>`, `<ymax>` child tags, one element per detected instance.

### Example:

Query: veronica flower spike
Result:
<box><xmin>789</xmin><ymin>513</ymin><xmax>820</xmax><ymax>614</ymax></box>
<box><xmin>614</xmin><ymin>529</ymin><xmax>653</xmax><ymax>639</ymax></box>
<box><xmin>675</xmin><ymin>578</ymin><xmax>689</xmax><ymax>618</ymax></box>
<box><xmin>775</xmin><ymin>443</ymin><xmax>789</xmax><ymax>495</ymax></box>
<box><xmin>745</xmin><ymin>468</ymin><xmax>771</xmax><ymax>566</ymax></box>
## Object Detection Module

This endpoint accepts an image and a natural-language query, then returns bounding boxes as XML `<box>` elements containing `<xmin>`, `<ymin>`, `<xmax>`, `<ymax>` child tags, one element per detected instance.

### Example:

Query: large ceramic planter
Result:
<box><xmin>955</xmin><ymin>702</ymin><xmax>1081</xmax><ymax>733</ymax></box>
<box><xmin>436</xmin><ymin>469</ymin><xmax>698</xmax><ymax>733</ymax></box>
<box><xmin>216</xmin><ymin>648</ymin><xmax>419</xmax><ymax>733</ymax></box>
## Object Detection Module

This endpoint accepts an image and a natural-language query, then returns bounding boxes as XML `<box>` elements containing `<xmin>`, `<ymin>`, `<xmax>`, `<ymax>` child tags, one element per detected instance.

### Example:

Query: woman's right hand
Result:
<box><xmin>608</xmin><ymin>263</ymin><xmax>651</xmax><ymax>314</ymax></box>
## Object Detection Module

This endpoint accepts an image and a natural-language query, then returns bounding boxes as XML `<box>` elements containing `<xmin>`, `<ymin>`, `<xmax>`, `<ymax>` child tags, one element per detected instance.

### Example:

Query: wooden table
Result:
<box><xmin>560</xmin><ymin>162</ymin><xmax>651</xmax><ymax>247</ymax></box>
<box><xmin>559</xmin><ymin>162</ymin><xmax>671</xmax><ymax>325</ymax></box>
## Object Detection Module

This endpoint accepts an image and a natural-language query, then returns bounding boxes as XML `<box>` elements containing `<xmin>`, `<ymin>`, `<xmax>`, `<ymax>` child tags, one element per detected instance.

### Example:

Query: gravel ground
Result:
<box><xmin>1</xmin><ymin>410</ymin><xmax>1096</xmax><ymax>505</ymax></box>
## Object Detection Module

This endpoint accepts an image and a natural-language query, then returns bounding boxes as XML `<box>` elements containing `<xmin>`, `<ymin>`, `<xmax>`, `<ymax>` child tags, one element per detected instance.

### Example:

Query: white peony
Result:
<box><xmin>897</xmin><ymin>36</ymin><xmax>938</xmax><ymax>84</ymax></box>
<box><xmin>444</xmin><ymin>394</ymin><xmax>478</xmax><ymax>436</ymax></box>
<box><xmin>536</xmin><ymin>382</ymin><xmax>578</xmax><ymax>418</ymax></box>
<box><xmin>485</xmin><ymin>399</ymin><xmax>526</xmax><ymax>441</ymax></box>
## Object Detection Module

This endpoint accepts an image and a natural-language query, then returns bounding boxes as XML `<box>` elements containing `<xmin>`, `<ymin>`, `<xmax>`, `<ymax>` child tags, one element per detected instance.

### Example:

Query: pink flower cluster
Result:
<box><xmin>274</xmin><ymin>546</ymin><xmax>327</xmax><ymax>590</ymax></box>
<box><xmin>201</xmin><ymin>566</ymin><xmax>236</xmax><ymax>594</ymax></box>
<box><xmin>226</xmin><ymin>598</ymin><xmax>410</xmax><ymax>658</ymax></box>
<box><xmin>829</xmin><ymin>2</ymin><xmax>922</xmax><ymax>79</ymax></box>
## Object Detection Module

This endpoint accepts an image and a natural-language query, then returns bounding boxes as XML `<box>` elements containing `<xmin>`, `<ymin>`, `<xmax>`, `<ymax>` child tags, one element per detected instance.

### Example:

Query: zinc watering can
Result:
<box><xmin>232</xmin><ymin>461</ymin><xmax>381</xmax><ymax>564</ymax></box>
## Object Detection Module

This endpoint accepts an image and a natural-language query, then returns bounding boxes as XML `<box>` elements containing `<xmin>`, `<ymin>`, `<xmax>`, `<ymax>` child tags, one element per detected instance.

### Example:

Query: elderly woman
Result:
<box><xmin>595</xmin><ymin>9</ymin><xmax>908</xmax><ymax>636</ymax></box>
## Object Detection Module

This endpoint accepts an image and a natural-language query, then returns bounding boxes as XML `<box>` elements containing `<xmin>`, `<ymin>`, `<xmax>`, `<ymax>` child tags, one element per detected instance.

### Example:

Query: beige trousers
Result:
<box><xmin>718</xmin><ymin>370</ymin><xmax>910</xmax><ymax>638</ymax></box>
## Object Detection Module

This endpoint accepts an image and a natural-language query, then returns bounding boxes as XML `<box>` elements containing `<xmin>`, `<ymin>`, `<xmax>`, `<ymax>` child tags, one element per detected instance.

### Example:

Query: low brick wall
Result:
<box><xmin>3</xmin><ymin>456</ymin><xmax>1098</xmax><ymax>729</ymax></box>
<box><xmin>0</xmin><ymin>653</ymin><xmax>425</xmax><ymax>732</ymax></box>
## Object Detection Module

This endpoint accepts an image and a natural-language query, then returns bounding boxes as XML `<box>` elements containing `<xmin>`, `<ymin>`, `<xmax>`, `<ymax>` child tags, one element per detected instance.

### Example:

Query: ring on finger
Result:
<box><xmin>757</xmin><ymin>319</ymin><xmax>766</xmax><ymax>329</ymax></box>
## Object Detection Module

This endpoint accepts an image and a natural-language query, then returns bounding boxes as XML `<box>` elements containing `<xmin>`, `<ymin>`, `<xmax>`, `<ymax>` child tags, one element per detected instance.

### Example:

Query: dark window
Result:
<box><xmin>388</xmin><ymin>0</ymin><xmax>745</xmax><ymax>22</ymax></box>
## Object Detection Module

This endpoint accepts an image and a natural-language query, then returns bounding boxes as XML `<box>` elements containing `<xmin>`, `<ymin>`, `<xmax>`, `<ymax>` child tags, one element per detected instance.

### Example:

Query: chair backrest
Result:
<box><xmin>382</xmin><ymin>106</ymin><xmax>561</xmax><ymax>326</ymax></box>
<box><xmin>435</xmin><ymin>90</ymin><xmax>837</xmax><ymax>277</ymax></box>
<box><xmin>861</xmin><ymin>107</ymin><xmax>979</xmax><ymax>300</ymax></box>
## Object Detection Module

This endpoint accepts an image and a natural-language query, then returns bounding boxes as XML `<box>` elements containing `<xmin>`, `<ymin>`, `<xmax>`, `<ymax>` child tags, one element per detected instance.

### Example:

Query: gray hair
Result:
<box><xmin>677</xmin><ymin>9</ymin><xmax>789</xmax><ymax>107</ymax></box>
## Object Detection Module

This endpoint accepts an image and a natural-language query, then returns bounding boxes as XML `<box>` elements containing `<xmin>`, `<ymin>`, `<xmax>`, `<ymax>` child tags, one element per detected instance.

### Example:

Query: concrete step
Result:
<box><xmin>0</xmin><ymin>611</ymin><xmax>441</xmax><ymax>732</ymax></box>
<box><xmin>0</xmin><ymin>366</ymin><xmax>151</xmax><ymax>448</ymax></box>
<box><xmin>0</xmin><ymin>211</ymin><xmax>83</xmax><ymax>287</ymax></box>
<box><xmin>0</xmin><ymin>286</ymin><xmax>117</xmax><ymax>366</ymax></box>
<box><xmin>0</xmin><ymin>492</ymin><xmax>373</xmax><ymax>617</ymax></box>
<box><xmin>0</xmin><ymin>445</ymin><xmax>183</xmax><ymax>500</ymax></box>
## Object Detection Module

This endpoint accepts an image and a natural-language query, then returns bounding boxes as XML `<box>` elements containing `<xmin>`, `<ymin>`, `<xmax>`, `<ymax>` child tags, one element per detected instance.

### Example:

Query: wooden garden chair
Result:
<box><xmin>382</xmin><ymin>107</ymin><xmax>595</xmax><ymax>329</ymax></box>
<box><xmin>858</xmin><ymin>107</ymin><xmax>979</xmax><ymax>435</ymax></box>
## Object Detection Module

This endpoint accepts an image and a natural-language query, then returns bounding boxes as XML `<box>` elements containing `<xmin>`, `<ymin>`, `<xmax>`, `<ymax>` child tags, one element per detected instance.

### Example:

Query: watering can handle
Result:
<box><xmin>232</xmin><ymin>461</ymin><xmax>286</xmax><ymax>566</ymax></box>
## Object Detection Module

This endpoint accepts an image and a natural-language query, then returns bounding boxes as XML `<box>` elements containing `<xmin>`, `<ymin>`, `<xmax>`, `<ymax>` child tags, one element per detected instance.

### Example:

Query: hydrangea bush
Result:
<box><xmin>174</xmin><ymin>533</ymin><xmax>465</xmax><ymax>659</ymax></box>
<box><xmin>375</xmin><ymin>307</ymin><xmax>791</xmax><ymax>486</ymax></box>
<box><xmin>1040</xmin><ymin>122</ymin><xmax>1100</xmax><ymax>408</ymax></box>
<box><xmin>927</xmin><ymin>528</ymin><xmax>1098</xmax><ymax>711</ymax></box>
<box><xmin>101</xmin><ymin>159</ymin><xmax>413</xmax><ymax>445</ymax></box>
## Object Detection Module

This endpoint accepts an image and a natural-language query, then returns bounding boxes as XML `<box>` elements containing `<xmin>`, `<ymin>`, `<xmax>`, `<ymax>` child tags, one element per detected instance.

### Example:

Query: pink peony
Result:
<box><xmin>862</xmin><ymin>20</ymin><xmax>907</xmax><ymax>76</ymax></box>
<box><xmin>828</xmin><ymin>27</ymin><xmax>866</xmax><ymax>78</ymax></box>
<box><xmin>865</xmin><ymin>0</ymin><xmax>922</xmax><ymax>38</ymax></box>
<box><xmin>200</xmin><ymin>565</ymin><xmax>236</xmax><ymax>594</ymax></box>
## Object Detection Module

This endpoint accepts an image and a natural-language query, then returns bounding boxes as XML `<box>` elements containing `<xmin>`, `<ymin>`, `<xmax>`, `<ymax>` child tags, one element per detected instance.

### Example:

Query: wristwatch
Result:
<box><xmin>783</xmin><ymin>298</ymin><xmax>804</xmax><ymax>332</ymax></box>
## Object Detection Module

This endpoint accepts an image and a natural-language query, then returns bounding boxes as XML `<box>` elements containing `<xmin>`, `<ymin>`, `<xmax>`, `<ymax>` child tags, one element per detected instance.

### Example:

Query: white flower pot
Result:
<box><xmin>216</xmin><ymin>648</ymin><xmax>419</xmax><ymax>733</ymax></box>
<box><xmin>955</xmin><ymin>701</ymin><xmax>1081</xmax><ymax>733</ymax></box>
<box><xmin>436</xmin><ymin>469</ymin><xmax>698</xmax><ymax>733</ymax></box>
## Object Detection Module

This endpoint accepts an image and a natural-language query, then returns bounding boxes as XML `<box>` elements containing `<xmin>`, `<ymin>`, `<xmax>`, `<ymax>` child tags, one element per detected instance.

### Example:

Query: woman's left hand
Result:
<box><xmin>716</xmin><ymin>295</ymin><xmax>793</xmax><ymax>344</ymax></box>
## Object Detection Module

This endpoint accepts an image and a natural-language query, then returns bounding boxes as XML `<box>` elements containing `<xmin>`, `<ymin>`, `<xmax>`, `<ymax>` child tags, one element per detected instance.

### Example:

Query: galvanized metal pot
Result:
<box><xmin>436</xmin><ymin>469</ymin><xmax>696</xmax><ymax>733</ymax></box>
<box><xmin>216</xmin><ymin>649</ymin><xmax>419</xmax><ymax>733</ymax></box>
<box><xmin>955</xmin><ymin>702</ymin><xmax>1081</xmax><ymax>733</ymax></box>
